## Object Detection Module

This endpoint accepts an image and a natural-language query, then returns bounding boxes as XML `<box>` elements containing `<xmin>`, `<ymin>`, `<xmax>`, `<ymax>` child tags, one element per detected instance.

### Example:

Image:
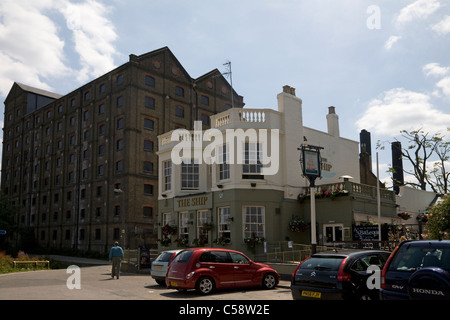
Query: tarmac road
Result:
<box><xmin>0</xmin><ymin>264</ymin><xmax>292</xmax><ymax>300</ymax></box>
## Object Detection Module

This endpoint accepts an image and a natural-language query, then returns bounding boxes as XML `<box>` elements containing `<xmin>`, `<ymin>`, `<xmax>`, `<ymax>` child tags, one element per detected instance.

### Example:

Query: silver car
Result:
<box><xmin>151</xmin><ymin>250</ymin><xmax>182</xmax><ymax>286</ymax></box>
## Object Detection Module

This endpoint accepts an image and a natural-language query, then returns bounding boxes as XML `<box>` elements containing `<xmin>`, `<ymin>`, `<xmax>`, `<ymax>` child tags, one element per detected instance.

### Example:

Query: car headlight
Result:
<box><xmin>186</xmin><ymin>271</ymin><xmax>195</xmax><ymax>280</ymax></box>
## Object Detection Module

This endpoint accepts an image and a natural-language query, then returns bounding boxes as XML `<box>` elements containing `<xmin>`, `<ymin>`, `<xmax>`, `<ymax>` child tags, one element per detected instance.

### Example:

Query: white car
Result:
<box><xmin>151</xmin><ymin>250</ymin><xmax>182</xmax><ymax>286</ymax></box>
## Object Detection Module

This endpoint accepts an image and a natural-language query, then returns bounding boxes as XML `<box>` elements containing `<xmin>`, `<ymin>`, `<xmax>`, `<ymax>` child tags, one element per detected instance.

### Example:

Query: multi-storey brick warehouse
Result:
<box><xmin>1</xmin><ymin>47</ymin><xmax>244</xmax><ymax>252</ymax></box>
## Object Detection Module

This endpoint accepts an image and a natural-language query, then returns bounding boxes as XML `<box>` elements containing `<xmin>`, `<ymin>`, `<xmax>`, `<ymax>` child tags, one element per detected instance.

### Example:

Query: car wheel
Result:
<box><xmin>155</xmin><ymin>279</ymin><xmax>166</xmax><ymax>286</ymax></box>
<box><xmin>196</xmin><ymin>276</ymin><xmax>215</xmax><ymax>295</ymax></box>
<box><xmin>262</xmin><ymin>273</ymin><xmax>277</xmax><ymax>289</ymax></box>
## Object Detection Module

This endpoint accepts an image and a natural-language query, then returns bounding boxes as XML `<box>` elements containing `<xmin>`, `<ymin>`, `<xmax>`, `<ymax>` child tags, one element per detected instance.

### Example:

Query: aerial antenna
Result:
<box><xmin>222</xmin><ymin>61</ymin><xmax>233</xmax><ymax>109</ymax></box>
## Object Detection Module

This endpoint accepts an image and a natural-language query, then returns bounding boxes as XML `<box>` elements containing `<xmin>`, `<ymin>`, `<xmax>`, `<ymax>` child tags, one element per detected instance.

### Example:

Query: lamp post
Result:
<box><xmin>298</xmin><ymin>140</ymin><xmax>323</xmax><ymax>255</ymax></box>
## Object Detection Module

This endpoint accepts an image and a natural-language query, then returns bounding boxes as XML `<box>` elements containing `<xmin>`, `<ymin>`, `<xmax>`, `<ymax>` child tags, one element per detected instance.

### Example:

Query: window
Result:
<box><xmin>201</xmin><ymin>113</ymin><xmax>210</xmax><ymax>125</ymax></box>
<box><xmin>116</xmin><ymin>74</ymin><xmax>124</xmax><ymax>85</ymax></box>
<box><xmin>95</xmin><ymin>229</ymin><xmax>101</xmax><ymax>240</ymax></box>
<box><xmin>117</xmin><ymin>117</ymin><xmax>124</xmax><ymax>129</ymax></box>
<box><xmin>98</xmin><ymin>165</ymin><xmax>104</xmax><ymax>176</ymax></box>
<box><xmin>99</xmin><ymin>123</ymin><xmax>105</xmax><ymax>135</ymax></box>
<box><xmin>201</xmin><ymin>95</ymin><xmax>209</xmax><ymax>105</ymax></box>
<box><xmin>116</xmin><ymin>139</ymin><xmax>124</xmax><ymax>151</ymax></box>
<box><xmin>144</xmin><ymin>184</ymin><xmax>153</xmax><ymax>195</ymax></box>
<box><xmin>181</xmin><ymin>159</ymin><xmax>199</xmax><ymax>189</ymax></box>
<box><xmin>175</xmin><ymin>106</ymin><xmax>184</xmax><ymax>118</ymax></box>
<box><xmin>143</xmin><ymin>161</ymin><xmax>153</xmax><ymax>174</ymax></box>
<box><xmin>145</xmin><ymin>96</ymin><xmax>155</xmax><ymax>109</ymax></box>
<box><xmin>144</xmin><ymin>118</ymin><xmax>154</xmax><ymax>130</ymax></box>
<box><xmin>145</xmin><ymin>75</ymin><xmax>155</xmax><ymax>87</ymax></box>
<box><xmin>243</xmin><ymin>206</ymin><xmax>265</xmax><ymax>239</ymax></box>
<box><xmin>163</xmin><ymin>161</ymin><xmax>172</xmax><ymax>191</ymax></box>
<box><xmin>218</xmin><ymin>207</ymin><xmax>231</xmax><ymax>242</ymax></box>
<box><xmin>143</xmin><ymin>206</ymin><xmax>153</xmax><ymax>218</ymax></box>
<box><xmin>99</xmin><ymin>83</ymin><xmax>105</xmax><ymax>94</ymax></box>
<box><xmin>144</xmin><ymin>140</ymin><xmax>154</xmax><ymax>152</ymax></box>
<box><xmin>242</xmin><ymin>142</ymin><xmax>263</xmax><ymax>178</ymax></box>
<box><xmin>98</xmin><ymin>103</ymin><xmax>105</xmax><ymax>114</ymax></box>
<box><xmin>116</xmin><ymin>160</ymin><xmax>123</xmax><ymax>172</ymax></box>
<box><xmin>179</xmin><ymin>212</ymin><xmax>189</xmax><ymax>241</ymax></box>
<box><xmin>175</xmin><ymin>86</ymin><xmax>184</xmax><ymax>97</ymax></box>
<box><xmin>197</xmin><ymin>210</ymin><xmax>210</xmax><ymax>241</ymax></box>
<box><xmin>79</xmin><ymin>229</ymin><xmax>85</xmax><ymax>240</ymax></box>
<box><xmin>163</xmin><ymin>212</ymin><xmax>173</xmax><ymax>226</ymax></box>
<box><xmin>84</xmin><ymin>91</ymin><xmax>90</xmax><ymax>101</ymax></box>
<box><xmin>117</xmin><ymin>96</ymin><xmax>123</xmax><ymax>107</ymax></box>
<box><xmin>219</xmin><ymin>144</ymin><xmax>230</xmax><ymax>180</ymax></box>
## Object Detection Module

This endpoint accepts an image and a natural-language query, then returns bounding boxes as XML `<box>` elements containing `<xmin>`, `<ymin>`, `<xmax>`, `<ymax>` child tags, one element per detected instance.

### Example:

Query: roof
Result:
<box><xmin>16</xmin><ymin>82</ymin><xmax>63</xmax><ymax>99</ymax></box>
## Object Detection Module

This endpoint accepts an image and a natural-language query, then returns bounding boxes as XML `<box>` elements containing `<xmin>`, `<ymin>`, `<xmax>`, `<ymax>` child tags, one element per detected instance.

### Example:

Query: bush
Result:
<box><xmin>426</xmin><ymin>194</ymin><xmax>450</xmax><ymax>240</ymax></box>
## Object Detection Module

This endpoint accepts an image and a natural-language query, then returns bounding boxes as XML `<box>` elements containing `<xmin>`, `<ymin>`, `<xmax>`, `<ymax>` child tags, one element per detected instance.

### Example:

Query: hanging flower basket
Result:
<box><xmin>175</xmin><ymin>237</ymin><xmax>189</xmax><ymax>247</ymax></box>
<box><xmin>397</xmin><ymin>212</ymin><xmax>411</xmax><ymax>220</ymax></box>
<box><xmin>244</xmin><ymin>233</ymin><xmax>265</xmax><ymax>251</ymax></box>
<box><xmin>416</xmin><ymin>213</ymin><xmax>428</xmax><ymax>223</ymax></box>
<box><xmin>202</xmin><ymin>222</ymin><xmax>215</xmax><ymax>231</ymax></box>
<box><xmin>161</xmin><ymin>224</ymin><xmax>178</xmax><ymax>237</ymax></box>
<box><xmin>157</xmin><ymin>237</ymin><xmax>172</xmax><ymax>247</ymax></box>
<box><xmin>288</xmin><ymin>216</ymin><xmax>308</xmax><ymax>232</ymax></box>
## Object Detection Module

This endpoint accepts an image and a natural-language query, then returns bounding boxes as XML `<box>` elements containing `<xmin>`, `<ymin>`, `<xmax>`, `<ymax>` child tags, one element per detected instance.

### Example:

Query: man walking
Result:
<box><xmin>109</xmin><ymin>241</ymin><xmax>124</xmax><ymax>279</ymax></box>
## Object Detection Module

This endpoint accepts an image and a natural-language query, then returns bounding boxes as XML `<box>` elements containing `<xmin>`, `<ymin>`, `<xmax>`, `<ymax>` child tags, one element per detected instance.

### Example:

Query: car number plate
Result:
<box><xmin>170</xmin><ymin>281</ymin><xmax>178</xmax><ymax>287</ymax></box>
<box><xmin>301</xmin><ymin>290</ymin><xmax>321</xmax><ymax>298</ymax></box>
<box><xmin>154</xmin><ymin>265</ymin><xmax>162</xmax><ymax>270</ymax></box>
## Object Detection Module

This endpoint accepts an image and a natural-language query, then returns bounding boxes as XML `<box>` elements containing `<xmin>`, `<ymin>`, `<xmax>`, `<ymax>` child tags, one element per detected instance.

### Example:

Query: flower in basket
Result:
<box><xmin>416</xmin><ymin>213</ymin><xmax>428</xmax><ymax>223</ymax></box>
<box><xmin>175</xmin><ymin>237</ymin><xmax>189</xmax><ymax>247</ymax></box>
<box><xmin>397</xmin><ymin>212</ymin><xmax>411</xmax><ymax>220</ymax></box>
<box><xmin>288</xmin><ymin>216</ymin><xmax>308</xmax><ymax>232</ymax></box>
<box><xmin>244</xmin><ymin>233</ymin><xmax>265</xmax><ymax>249</ymax></box>
<box><xmin>161</xmin><ymin>224</ymin><xmax>178</xmax><ymax>237</ymax></box>
<box><xmin>192</xmin><ymin>233</ymin><xmax>208</xmax><ymax>247</ymax></box>
<box><xmin>157</xmin><ymin>237</ymin><xmax>172</xmax><ymax>247</ymax></box>
<box><xmin>202</xmin><ymin>222</ymin><xmax>215</xmax><ymax>231</ymax></box>
<box><xmin>214</xmin><ymin>235</ymin><xmax>231</xmax><ymax>246</ymax></box>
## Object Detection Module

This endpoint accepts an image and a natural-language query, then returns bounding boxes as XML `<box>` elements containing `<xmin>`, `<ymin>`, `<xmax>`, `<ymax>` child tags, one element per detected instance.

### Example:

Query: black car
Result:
<box><xmin>291</xmin><ymin>249</ymin><xmax>390</xmax><ymax>300</ymax></box>
<box><xmin>380</xmin><ymin>240</ymin><xmax>450</xmax><ymax>300</ymax></box>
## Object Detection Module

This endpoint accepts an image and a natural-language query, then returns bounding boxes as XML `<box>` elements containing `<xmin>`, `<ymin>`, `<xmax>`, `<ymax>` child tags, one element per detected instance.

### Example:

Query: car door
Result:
<box><xmin>229</xmin><ymin>252</ymin><xmax>257</xmax><ymax>286</ymax></box>
<box><xmin>198</xmin><ymin>251</ymin><xmax>235</xmax><ymax>288</ymax></box>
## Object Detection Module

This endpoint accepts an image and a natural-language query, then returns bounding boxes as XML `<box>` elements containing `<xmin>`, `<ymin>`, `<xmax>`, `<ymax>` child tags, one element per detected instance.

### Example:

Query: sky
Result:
<box><xmin>1</xmin><ymin>0</ymin><xmax>450</xmax><ymax>189</ymax></box>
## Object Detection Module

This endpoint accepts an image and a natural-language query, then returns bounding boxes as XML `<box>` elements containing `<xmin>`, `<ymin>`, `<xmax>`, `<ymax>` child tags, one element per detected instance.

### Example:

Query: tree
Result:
<box><xmin>379</xmin><ymin>128</ymin><xmax>450</xmax><ymax>193</ymax></box>
<box><xmin>426</xmin><ymin>194</ymin><xmax>450</xmax><ymax>240</ymax></box>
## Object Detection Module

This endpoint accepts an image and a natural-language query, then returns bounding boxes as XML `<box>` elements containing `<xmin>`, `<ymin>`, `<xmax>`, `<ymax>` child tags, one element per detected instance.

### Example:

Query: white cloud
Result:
<box><xmin>432</xmin><ymin>15</ymin><xmax>450</xmax><ymax>35</ymax></box>
<box><xmin>0</xmin><ymin>0</ymin><xmax>70</xmax><ymax>95</ymax></box>
<box><xmin>423</xmin><ymin>62</ymin><xmax>450</xmax><ymax>77</ymax></box>
<box><xmin>384</xmin><ymin>35</ymin><xmax>401</xmax><ymax>50</ymax></box>
<box><xmin>436</xmin><ymin>77</ymin><xmax>450</xmax><ymax>98</ymax></box>
<box><xmin>396</xmin><ymin>0</ymin><xmax>441</xmax><ymax>25</ymax></box>
<box><xmin>58</xmin><ymin>0</ymin><xmax>118</xmax><ymax>83</ymax></box>
<box><xmin>356</xmin><ymin>88</ymin><xmax>450</xmax><ymax>136</ymax></box>
<box><xmin>0</xmin><ymin>0</ymin><xmax>117</xmax><ymax>96</ymax></box>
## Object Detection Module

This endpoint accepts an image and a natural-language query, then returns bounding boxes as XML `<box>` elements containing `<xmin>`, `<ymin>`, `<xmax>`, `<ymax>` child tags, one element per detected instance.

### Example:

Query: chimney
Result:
<box><xmin>326</xmin><ymin>106</ymin><xmax>340</xmax><ymax>137</ymax></box>
<box><xmin>391</xmin><ymin>141</ymin><xmax>404</xmax><ymax>194</ymax></box>
<box><xmin>282</xmin><ymin>85</ymin><xmax>296</xmax><ymax>96</ymax></box>
<box><xmin>359</xmin><ymin>129</ymin><xmax>372</xmax><ymax>156</ymax></box>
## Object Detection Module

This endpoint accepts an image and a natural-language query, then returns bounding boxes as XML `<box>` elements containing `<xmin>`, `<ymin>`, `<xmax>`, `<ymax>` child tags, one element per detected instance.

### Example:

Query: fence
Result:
<box><xmin>123</xmin><ymin>248</ymin><xmax>159</xmax><ymax>270</ymax></box>
<box><xmin>253</xmin><ymin>242</ymin><xmax>332</xmax><ymax>264</ymax></box>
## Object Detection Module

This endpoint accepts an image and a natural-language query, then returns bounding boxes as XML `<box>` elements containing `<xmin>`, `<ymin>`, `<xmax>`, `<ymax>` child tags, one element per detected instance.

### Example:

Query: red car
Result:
<box><xmin>165</xmin><ymin>248</ymin><xmax>280</xmax><ymax>294</ymax></box>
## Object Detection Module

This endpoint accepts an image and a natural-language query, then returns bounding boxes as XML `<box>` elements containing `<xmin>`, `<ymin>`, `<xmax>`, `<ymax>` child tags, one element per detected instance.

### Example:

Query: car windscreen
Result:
<box><xmin>173</xmin><ymin>250</ymin><xmax>194</xmax><ymax>263</ymax></box>
<box><xmin>299</xmin><ymin>256</ymin><xmax>345</xmax><ymax>271</ymax></box>
<box><xmin>388</xmin><ymin>245</ymin><xmax>450</xmax><ymax>272</ymax></box>
<box><xmin>155</xmin><ymin>252</ymin><xmax>175</xmax><ymax>262</ymax></box>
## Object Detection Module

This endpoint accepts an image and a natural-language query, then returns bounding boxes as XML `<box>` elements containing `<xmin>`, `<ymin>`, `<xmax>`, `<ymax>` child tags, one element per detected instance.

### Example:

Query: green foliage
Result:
<box><xmin>426</xmin><ymin>194</ymin><xmax>450</xmax><ymax>240</ymax></box>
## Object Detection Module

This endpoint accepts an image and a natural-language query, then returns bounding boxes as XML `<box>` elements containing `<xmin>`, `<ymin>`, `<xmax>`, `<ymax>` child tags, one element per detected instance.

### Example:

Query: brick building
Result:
<box><xmin>1</xmin><ymin>47</ymin><xmax>243</xmax><ymax>252</ymax></box>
